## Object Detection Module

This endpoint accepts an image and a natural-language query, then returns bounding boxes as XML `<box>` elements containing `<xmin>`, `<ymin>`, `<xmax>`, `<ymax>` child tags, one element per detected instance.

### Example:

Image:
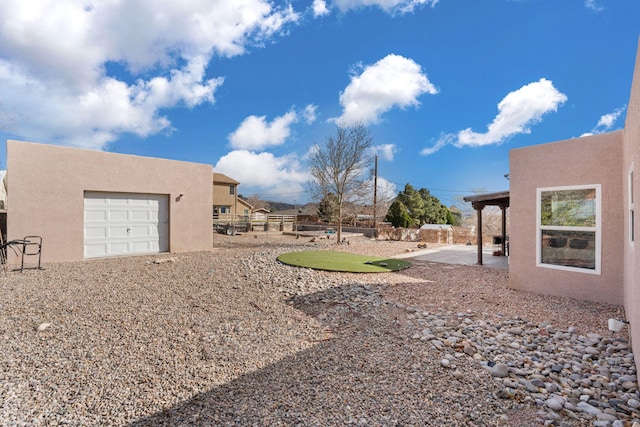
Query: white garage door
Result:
<box><xmin>84</xmin><ymin>192</ymin><xmax>169</xmax><ymax>258</ymax></box>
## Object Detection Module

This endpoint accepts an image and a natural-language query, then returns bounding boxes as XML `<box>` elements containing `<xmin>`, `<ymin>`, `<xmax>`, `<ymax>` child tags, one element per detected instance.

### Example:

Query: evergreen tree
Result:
<box><xmin>318</xmin><ymin>192</ymin><xmax>339</xmax><ymax>223</ymax></box>
<box><xmin>387</xmin><ymin>183</ymin><xmax>453</xmax><ymax>226</ymax></box>
<box><xmin>385</xmin><ymin>200</ymin><xmax>413</xmax><ymax>228</ymax></box>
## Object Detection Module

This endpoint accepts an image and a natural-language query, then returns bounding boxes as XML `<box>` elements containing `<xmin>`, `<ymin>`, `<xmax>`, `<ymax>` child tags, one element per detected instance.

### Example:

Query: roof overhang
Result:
<box><xmin>463</xmin><ymin>190</ymin><xmax>510</xmax><ymax>209</ymax></box>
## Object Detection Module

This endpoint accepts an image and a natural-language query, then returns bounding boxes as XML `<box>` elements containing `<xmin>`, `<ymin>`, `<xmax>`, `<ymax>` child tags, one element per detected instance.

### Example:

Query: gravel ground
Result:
<box><xmin>0</xmin><ymin>232</ymin><xmax>635</xmax><ymax>426</ymax></box>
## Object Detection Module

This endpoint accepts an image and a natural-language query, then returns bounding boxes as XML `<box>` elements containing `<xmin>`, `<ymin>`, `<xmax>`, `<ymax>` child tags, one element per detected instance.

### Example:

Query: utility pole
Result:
<box><xmin>373</xmin><ymin>155</ymin><xmax>378</xmax><ymax>232</ymax></box>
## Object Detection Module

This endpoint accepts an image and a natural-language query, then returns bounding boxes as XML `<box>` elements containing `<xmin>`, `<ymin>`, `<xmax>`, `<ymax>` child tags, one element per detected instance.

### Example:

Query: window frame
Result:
<box><xmin>536</xmin><ymin>184</ymin><xmax>601</xmax><ymax>275</ymax></box>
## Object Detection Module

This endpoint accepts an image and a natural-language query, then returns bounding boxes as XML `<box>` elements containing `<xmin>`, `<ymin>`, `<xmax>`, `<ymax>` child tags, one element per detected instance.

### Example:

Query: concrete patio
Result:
<box><xmin>394</xmin><ymin>244</ymin><xmax>509</xmax><ymax>270</ymax></box>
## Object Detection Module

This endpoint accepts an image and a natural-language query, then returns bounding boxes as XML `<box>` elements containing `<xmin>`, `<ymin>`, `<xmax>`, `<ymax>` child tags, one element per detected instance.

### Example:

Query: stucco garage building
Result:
<box><xmin>6</xmin><ymin>140</ymin><xmax>213</xmax><ymax>263</ymax></box>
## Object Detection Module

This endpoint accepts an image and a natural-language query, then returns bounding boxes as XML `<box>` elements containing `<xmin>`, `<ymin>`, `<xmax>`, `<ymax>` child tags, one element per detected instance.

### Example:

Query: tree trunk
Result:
<box><xmin>337</xmin><ymin>205</ymin><xmax>342</xmax><ymax>243</ymax></box>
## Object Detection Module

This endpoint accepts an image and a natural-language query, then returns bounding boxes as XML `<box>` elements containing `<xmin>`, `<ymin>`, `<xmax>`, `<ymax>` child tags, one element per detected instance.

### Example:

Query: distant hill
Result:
<box><xmin>267</xmin><ymin>201</ymin><xmax>295</xmax><ymax>211</ymax></box>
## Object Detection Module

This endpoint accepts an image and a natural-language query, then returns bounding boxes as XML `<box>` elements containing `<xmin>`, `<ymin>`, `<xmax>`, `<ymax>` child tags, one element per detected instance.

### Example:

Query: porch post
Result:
<box><xmin>473</xmin><ymin>202</ymin><xmax>484</xmax><ymax>265</ymax></box>
<box><xmin>500</xmin><ymin>204</ymin><xmax>507</xmax><ymax>256</ymax></box>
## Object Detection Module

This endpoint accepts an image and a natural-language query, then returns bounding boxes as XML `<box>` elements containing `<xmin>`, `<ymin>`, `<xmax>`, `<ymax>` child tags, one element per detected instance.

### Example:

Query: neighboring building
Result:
<box><xmin>212</xmin><ymin>173</ymin><xmax>240</xmax><ymax>220</ymax></box>
<box><xmin>6</xmin><ymin>140</ymin><xmax>213</xmax><ymax>263</ymax></box>
<box><xmin>508</xmin><ymin>40</ymin><xmax>640</xmax><ymax>373</ymax></box>
<box><xmin>419</xmin><ymin>223</ymin><xmax>453</xmax><ymax>231</ymax></box>
<box><xmin>251</xmin><ymin>207</ymin><xmax>270</xmax><ymax>221</ymax></box>
<box><xmin>237</xmin><ymin>197</ymin><xmax>253</xmax><ymax>219</ymax></box>
<box><xmin>271</xmin><ymin>204</ymin><xmax>319</xmax><ymax>223</ymax></box>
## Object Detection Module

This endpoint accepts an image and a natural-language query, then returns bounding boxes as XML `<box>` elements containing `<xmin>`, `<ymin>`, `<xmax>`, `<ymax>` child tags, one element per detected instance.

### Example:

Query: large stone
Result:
<box><xmin>596</xmin><ymin>412</ymin><xmax>618</xmax><ymax>422</ymax></box>
<box><xmin>36</xmin><ymin>322</ymin><xmax>51</xmax><ymax>332</ymax></box>
<box><xmin>545</xmin><ymin>396</ymin><xmax>565</xmax><ymax>411</ymax></box>
<box><xmin>577</xmin><ymin>401</ymin><xmax>602</xmax><ymax>415</ymax></box>
<box><xmin>490</xmin><ymin>363</ymin><xmax>509</xmax><ymax>378</ymax></box>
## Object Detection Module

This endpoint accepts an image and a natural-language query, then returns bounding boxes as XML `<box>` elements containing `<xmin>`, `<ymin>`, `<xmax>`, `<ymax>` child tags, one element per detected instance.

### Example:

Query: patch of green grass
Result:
<box><xmin>277</xmin><ymin>250</ymin><xmax>411</xmax><ymax>273</ymax></box>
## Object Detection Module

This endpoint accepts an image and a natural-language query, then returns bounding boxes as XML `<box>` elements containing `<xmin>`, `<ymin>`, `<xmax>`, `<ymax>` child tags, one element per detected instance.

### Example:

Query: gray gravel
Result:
<box><xmin>0</xmin><ymin>235</ymin><xmax>637</xmax><ymax>426</ymax></box>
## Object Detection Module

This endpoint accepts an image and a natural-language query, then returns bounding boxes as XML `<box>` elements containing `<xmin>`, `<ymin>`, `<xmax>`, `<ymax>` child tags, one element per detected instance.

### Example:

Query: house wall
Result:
<box><xmin>622</xmin><ymin>41</ymin><xmax>640</xmax><ymax>367</ymax></box>
<box><xmin>237</xmin><ymin>198</ymin><xmax>253</xmax><ymax>218</ymax></box>
<box><xmin>509</xmin><ymin>131</ymin><xmax>624</xmax><ymax>305</ymax></box>
<box><xmin>212</xmin><ymin>181</ymin><xmax>238</xmax><ymax>217</ymax></box>
<box><xmin>6</xmin><ymin>140</ymin><xmax>213</xmax><ymax>263</ymax></box>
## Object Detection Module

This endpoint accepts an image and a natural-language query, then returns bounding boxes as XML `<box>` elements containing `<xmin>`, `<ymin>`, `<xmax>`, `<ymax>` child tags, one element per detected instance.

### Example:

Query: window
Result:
<box><xmin>629</xmin><ymin>166</ymin><xmax>634</xmax><ymax>244</ymax></box>
<box><xmin>230</xmin><ymin>185</ymin><xmax>235</xmax><ymax>195</ymax></box>
<box><xmin>537</xmin><ymin>185</ymin><xmax>601</xmax><ymax>274</ymax></box>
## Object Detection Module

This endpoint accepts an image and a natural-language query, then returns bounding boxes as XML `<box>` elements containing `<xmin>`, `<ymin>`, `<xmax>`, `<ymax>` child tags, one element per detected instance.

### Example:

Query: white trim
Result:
<box><xmin>536</xmin><ymin>184</ymin><xmax>601</xmax><ymax>275</ymax></box>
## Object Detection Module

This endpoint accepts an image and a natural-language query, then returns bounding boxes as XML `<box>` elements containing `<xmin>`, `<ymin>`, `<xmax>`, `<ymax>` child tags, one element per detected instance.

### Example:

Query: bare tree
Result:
<box><xmin>243</xmin><ymin>194</ymin><xmax>271</xmax><ymax>211</ymax></box>
<box><xmin>308</xmin><ymin>123</ymin><xmax>373</xmax><ymax>242</ymax></box>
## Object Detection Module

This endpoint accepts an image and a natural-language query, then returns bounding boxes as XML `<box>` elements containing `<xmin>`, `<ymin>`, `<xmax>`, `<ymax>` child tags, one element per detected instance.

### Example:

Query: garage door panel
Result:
<box><xmin>107</xmin><ymin>196</ymin><xmax>130</xmax><ymax>205</ymax></box>
<box><xmin>109</xmin><ymin>242</ymin><xmax>130</xmax><ymax>254</ymax></box>
<box><xmin>130</xmin><ymin>225</ymin><xmax>152</xmax><ymax>236</ymax></box>
<box><xmin>108</xmin><ymin>226</ymin><xmax>131</xmax><ymax>238</ymax></box>
<box><xmin>85</xmin><ymin>243</ymin><xmax>109</xmax><ymax>257</ymax></box>
<box><xmin>85</xmin><ymin>210</ymin><xmax>107</xmax><ymax>221</ymax></box>
<box><xmin>131</xmin><ymin>241</ymin><xmax>152</xmax><ymax>253</ymax></box>
<box><xmin>131</xmin><ymin>210</ymin><xmax>151</xmax><ymax>221</ymax></box>
<box><xmin>84</xmin><ymin>192</ymin><xmax>169</xmax><ymax>258</ymax></box>
<box><xmin>85</xmin><ymin>227</ymin><xmax>107</xmax><ymax>239</ymax></box>
<box><xmin>108</xmin><ymin>210</ymin><xmax>130</xmax><ymax>221</ymax></box>
<box><xmin>85</xmin><ymin>196</ymin><xmax>107</xmax><ymax>206</ymax></box>
<box><xmin>158</xmin><ymin>226</ymin><xmax>169</xmax><ymax>252</ymax></box>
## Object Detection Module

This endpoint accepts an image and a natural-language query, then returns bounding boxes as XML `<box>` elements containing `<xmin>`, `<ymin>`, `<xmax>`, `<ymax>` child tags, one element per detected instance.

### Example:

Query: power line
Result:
<box><xmin>240</xmin><ymin>190</ymin><xmax>309</xmax><ymax>198</ymax></box>
<box><xmin>385</xmin><ymin>178</ymin><xmax>481</xmax><ymax>195</ymax></box>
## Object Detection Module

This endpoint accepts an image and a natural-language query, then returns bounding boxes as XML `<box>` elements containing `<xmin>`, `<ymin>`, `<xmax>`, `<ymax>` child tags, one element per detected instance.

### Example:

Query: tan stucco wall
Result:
<box><xmin>509</xmin><ymin>131</ymin><xmax>624</xmax><ymax>305</ymax></box>
<box><xmin>6</xmin><ymin>140</ymin><xmax>213</xmax><ymax>263</ymax></box>
<box><xmin>212</xmin><ymin>182</ymin><xmax>238</xmax><ymax>216</ymax></box>
<box><xmin>622</xmin><ymin>40</ymin><xmax>640</xmax><ymax>369</ymax></box>
<box><xmin>212</xmin><ymin>183</ymin><xmax>238</xmax><ymax>214</ymax></box>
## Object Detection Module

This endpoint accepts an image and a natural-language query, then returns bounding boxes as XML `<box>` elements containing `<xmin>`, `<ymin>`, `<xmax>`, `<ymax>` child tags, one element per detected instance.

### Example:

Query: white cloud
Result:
<box><xmin>585</xmin><ymin>0</ymin><xmax>604</xmax><ymax>12</ymax></box>
<box><xmin>421</xmin><ymin>78</ymin><xmax>567</xmax><ymax>155</ymax></box>
<box><xmin>214</xmin><ymin>150</ymin><xmax>309</xmax><ymax>199</ymax></box>
<box><xmin>372</xmin><ymin>144</ymin><xmax>396</xmax><ymax>161</ymax></box>
<box><xmin>303</xmin><ymin>104</ymin><xmax>318</xmax><ymax>124</ymax></box>
<box><xmin>312</xmin><ymin>0</ymin><xmax>331</xmax><ymax>16</ymax></box>
<box><xmin>596</xmin><ymin>106</ymin><xmax>625</xmax><ymax>129</ymax></box>
<box><xmin>375</xmin><ymin>176</ymin><xmax>398</xmax><ymax>201</ymax></box>
<box><xmin>334</xmin><ymin>54</ymin><xmax>438</xmax><ymax>126</ymax></box>
<box><xmin>580</xmin><ymin>106</ymin><xmax>626</xmax><ymax>137</ymax></box>
<box><xmin>331</xmin><ymin>0</ymin><xmax>439</xmax><ymax>14</ymax></box>
<box><xmin>0</xmin><ymin>0</ymin><xmax>299</xmax><ymax>149</ymax></box>
<box><xmin>350</xmin><ymin>175</ymin><xmax>397</xmax><ymax>205</ymax></box>
<box><xmin>419</xmin><ymin>135</ymin><xmax>449</xmax><ymax>156</ymax></box>
<box><xmin>228</xmin><ymin>111</ymin><xmax>298</xmax><ymax>150</ymax></box>
<box><xmin>367</xmin><ymin>176</ymin><xmax>397</xmax><ymax>201</ymax></box>
<box><xmin>228</xmin><ymin>104</ymin><xmax>317</xmax><ymax>150</ymax></box>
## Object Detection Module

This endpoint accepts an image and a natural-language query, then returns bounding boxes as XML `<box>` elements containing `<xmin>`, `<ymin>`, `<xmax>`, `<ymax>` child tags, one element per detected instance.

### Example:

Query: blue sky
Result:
<box><xmin>0</xmin><ymin>0</ymin><xmax>639</xmax><ymax>208</ymax></box>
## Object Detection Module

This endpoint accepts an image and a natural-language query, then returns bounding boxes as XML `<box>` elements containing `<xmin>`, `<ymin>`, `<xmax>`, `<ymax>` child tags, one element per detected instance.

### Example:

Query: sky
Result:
<box><xmin>0</xmin><ymin>0</ymin><xmax>639</xmax><ymax>209</ymax></box>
